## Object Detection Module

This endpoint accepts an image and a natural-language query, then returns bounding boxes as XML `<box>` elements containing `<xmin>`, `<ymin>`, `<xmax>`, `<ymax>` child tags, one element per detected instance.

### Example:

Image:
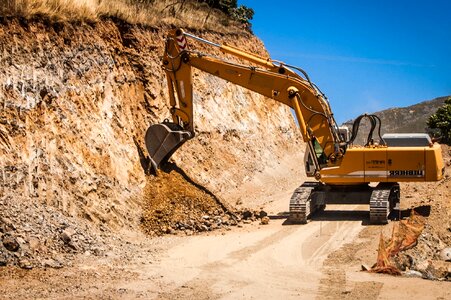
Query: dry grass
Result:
<box><xmin>0</xmin><ymin>0</ymin><xmax>244</xmax><ymax>33</ymax></box>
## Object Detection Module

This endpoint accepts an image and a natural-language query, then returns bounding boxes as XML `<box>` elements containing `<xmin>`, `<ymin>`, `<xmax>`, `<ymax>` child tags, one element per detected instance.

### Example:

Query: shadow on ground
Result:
<box><xmin>276</xmin><ymin>205</ymin><xmax>431</xmax><ymax>226</ymax></box>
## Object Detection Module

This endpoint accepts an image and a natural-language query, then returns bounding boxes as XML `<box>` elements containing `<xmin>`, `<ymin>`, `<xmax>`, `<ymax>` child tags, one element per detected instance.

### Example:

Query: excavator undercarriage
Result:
<box><xmin>288</xmin><ymin>182</ymin><xmax>400</xmax><ymax>224</ymax></box>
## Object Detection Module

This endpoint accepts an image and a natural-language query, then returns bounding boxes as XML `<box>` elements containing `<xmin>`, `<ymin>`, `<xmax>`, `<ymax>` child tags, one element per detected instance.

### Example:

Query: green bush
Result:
<box><xmin>427</xmin><ymin>97</ymin><xmax>451</xmax><ymax>144</ymax></box>
<box><xmin>230</xmin><ymin>5</ymin><xmax>254</xmax><ymax>25</ymax></box>
<box><xmin>198</xmin><ymin>0</ymin><xmax>253</xmax><ymax>27</ymax></box>
<box><xmin>199</xmin><ymin>0</ymin><xmax>237</xmax><ymax>14</ymax></box>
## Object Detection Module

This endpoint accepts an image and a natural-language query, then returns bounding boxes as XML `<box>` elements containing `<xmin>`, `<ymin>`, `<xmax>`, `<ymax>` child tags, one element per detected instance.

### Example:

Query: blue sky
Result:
<box><xmin>238</xmin><ymin>0</ymin><xmax>451</xmax><ymax>123</ymax></box>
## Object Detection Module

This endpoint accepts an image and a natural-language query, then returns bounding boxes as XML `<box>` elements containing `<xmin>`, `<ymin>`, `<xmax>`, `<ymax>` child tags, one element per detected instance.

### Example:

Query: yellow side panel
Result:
<box><xmin>363</xmin><ymin>148</ymin><xmax>387</xmax><ymax>182</ymax></box>
<box><xmin>386</xmin><ymin>147</ymin><xmax>425</xmax><ymax>182</ymax></box>
<box><xmin>320</xmin><ymin>145</ymin><xmax>443</xmax><ymax>184</ymax></box>
<box><xmin>320</xmin><ymin>149</ymin><xmax>365</xmax><ymax>184</ymax></box>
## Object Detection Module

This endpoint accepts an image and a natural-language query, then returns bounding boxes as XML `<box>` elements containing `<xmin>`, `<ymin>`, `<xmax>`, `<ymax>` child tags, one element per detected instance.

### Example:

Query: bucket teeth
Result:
<box><xmin>145</xmin><ymin>122</ymin><xmax>192</xmax><ymax>171</ymax></box>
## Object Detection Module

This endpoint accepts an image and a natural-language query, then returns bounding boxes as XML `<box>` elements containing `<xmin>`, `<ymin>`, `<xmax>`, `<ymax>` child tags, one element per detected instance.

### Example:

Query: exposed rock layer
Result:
<box><xmin>0</xmin><ymin>16</ymin><xmax>302</xmax><ymax>261</ymax></box>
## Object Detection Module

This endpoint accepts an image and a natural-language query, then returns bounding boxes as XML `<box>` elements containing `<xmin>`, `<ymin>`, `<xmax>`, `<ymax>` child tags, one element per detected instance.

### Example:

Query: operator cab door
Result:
<box><xmin>304</xmin><ymin>138</ymin><xmax>327</xmax><ymax>177</ymax></box>
<box><xmin>304</xmin><ymin>148</ymin><xmax>315</xmax><ymax>177</ymax></box>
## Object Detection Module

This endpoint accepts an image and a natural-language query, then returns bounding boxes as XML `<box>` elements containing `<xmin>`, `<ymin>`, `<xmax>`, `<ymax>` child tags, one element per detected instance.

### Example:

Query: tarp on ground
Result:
<box><xmin>370</xmin><ymin>212</ymin><xmax>425</xmax><ymax>275</ymax></box>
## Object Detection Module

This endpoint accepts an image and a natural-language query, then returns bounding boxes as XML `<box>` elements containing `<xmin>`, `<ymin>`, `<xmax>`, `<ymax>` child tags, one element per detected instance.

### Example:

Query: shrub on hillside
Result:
<box><xmin>197</xmin><ymin>0</ymin><xmax>254</xmax><ymax>28</ymax></box>
<box><xmin>428</xmin><ymin>97</ymin><xmax>451</xmax><ymax>144</ymax></box>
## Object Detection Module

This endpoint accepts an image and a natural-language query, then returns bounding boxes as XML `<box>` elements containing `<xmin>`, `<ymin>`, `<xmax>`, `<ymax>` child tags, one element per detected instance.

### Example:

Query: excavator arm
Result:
<box><xmin>146</xmin><ymin>29</ymin><xmax>345</xmax><ymax>173</ymax></box>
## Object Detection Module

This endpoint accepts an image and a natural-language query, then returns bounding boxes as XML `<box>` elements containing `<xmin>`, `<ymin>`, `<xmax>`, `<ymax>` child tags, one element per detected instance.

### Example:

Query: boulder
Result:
<box><xmin>2</xmin><ymin>235</ymin><xmax>19</xmax><ymax>252</ymax></box>
<box><xmin>439</xmin><ymin>247</ymin><xmax>451</xmax><ymax>261</ymax></box>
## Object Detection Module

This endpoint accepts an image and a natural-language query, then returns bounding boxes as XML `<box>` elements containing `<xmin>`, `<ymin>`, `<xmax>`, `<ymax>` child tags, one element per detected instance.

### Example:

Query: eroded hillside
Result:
<box><xmin>0</xmin><ymin>17</ymin><xmax>303</xmax><ymax>266</ymax></box>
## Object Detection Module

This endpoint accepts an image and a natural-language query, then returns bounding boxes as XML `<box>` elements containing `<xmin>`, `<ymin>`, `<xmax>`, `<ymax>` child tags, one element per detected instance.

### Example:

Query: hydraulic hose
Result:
<box><xmin>348</xmin><ymin>114</ymin><xmax>385</xmax><ymax>146</ymax></box>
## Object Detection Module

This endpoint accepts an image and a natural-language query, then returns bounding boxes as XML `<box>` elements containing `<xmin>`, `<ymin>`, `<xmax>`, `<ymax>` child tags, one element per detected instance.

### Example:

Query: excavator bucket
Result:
<box><xmin>145</xmin><ymin>122</ymin><xmax>192</xmax><ymax>171</ymax></box>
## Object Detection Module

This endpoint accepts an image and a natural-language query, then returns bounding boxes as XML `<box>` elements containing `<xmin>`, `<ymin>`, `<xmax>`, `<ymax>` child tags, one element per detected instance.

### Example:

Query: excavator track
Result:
<box><xmin>369</xmin><ymin>183</ymin><xmax>399</xmax><ymax>224</ymax></box>
<box><xmin>289</xmin><ymin>182</ymin><xmax>319</xmax><ymax>224</ymax></box>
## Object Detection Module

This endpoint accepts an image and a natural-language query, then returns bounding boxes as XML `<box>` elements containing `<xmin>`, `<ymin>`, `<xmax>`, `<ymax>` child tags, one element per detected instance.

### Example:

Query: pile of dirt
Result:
<box><xmin>140</xmin><ymin>164</ymin><xmax>272</xmax><ymax>236</ymax></box>
<box><xmin>141</xmin><ymin>166</ymin><xmax>230</xmax><ymax>236</ymax></box>
<box><xmin>141</xmin><ymin>166</ymin><xmax>217</xmax><ymax>236</ymax></box>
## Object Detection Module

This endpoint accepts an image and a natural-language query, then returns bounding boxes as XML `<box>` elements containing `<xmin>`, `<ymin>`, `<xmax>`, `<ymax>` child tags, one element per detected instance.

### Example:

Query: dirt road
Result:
<box><xmin>0</xmin><ymin>205</ymin><xmax>364</xmax><ymax>299</ymax></box>
<box><xmin>151</xmin><ymin>209</ymin><xmax>363</xmax><ymax>299</ymax></box>
<box><xmin>1</xmin><ymin>205</ymin><xmax>450</xmax><ymax>299</ymax></box>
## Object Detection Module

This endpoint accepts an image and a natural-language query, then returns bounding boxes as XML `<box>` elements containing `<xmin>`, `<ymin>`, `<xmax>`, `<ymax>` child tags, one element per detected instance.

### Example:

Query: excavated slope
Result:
<box><xmin>0</xmin><ymin>18</ymin><xmax>303</xmax><ymax>231</ymax></box>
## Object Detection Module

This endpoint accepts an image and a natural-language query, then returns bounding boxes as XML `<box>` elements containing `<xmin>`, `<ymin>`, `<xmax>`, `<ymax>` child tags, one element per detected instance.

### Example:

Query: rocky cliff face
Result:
<box><xmin>0</xmin><ymin>18</ymin><xmax>302</xmax><ymax>232</ymax></box>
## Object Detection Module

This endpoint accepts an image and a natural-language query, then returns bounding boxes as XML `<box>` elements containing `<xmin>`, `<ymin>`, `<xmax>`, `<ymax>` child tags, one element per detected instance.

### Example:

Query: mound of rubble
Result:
<box><xmin>0</xmin><ymin>196</ymin><xmax>110</xmax><ymax>269</ymax></box>
<box><xmin>395</xmin><ymin>205</ymin><xmax>451</xmax><ymax>280</ymax></box>
<box><xmin>398</xmin><ymin>146</ymin><xmax>451</xmax><ymax>280</ymax></box>
<box><xmin>140</xmin><ymin>164</ymin><xmax>269</xmax><ymax>236</ymax></box>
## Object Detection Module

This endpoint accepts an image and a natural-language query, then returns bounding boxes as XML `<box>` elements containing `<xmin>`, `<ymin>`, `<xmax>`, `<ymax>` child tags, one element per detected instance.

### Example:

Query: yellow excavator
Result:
<box><xmin>145</xmin><ymin>29</ymin><xmax>445</xmax><ymax>224</ymax></box>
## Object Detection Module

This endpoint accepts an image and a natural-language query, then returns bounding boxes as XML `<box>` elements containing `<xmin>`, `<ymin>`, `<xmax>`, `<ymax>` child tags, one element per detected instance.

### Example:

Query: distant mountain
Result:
<box><xmin>342</xmin><ymin>96</ymin><xmax>450</xmax><ymax>144</ymax></box>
